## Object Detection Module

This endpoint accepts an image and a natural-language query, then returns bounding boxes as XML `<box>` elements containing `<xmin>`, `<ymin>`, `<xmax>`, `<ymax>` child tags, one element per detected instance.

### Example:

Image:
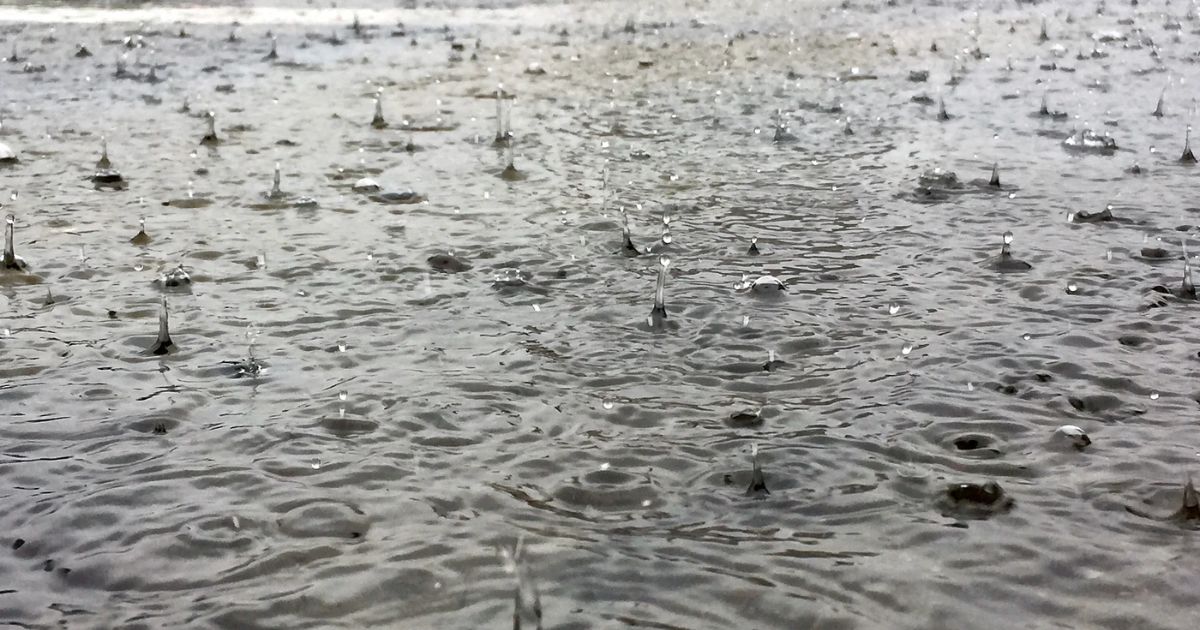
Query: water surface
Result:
<box><xmin>1</xmin><ymin>1</ymin><xmax>1198</xmax><ymax>628</ymax></box>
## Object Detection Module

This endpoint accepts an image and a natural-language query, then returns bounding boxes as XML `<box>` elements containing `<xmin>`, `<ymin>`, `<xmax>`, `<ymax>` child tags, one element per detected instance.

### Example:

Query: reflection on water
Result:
<box><xmin>1</xmin><ymin>0</ymin><xmax>1199</xmax><ymax>628</ymax></box>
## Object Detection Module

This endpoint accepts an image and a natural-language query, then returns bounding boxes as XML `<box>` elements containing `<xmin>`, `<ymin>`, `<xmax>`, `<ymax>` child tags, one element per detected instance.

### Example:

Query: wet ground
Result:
<box><xmin>1</xmin><ymin>0</ymin><xmax>1199</xmax><ymax>628</ymax></box>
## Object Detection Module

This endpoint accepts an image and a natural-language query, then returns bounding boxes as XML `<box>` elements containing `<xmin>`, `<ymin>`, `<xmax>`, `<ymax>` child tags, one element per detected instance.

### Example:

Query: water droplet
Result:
<box><xmin>888</xmin><ymin>303</ymin><xmax>900</xmax><ymax>315</ymax></box>
<box><xmin>338</xmin><ymin>390</ymin><xmax>348</xmax><ymax>402</ymax></box>
<box><xmin>1022</xmin><ymin>333</ymin><xmax>1031</xmax><ymax>341</ymax></box>
<box><xmin>1003</xmin><ymin>231</ymin><xmax>1014</xmax><ymax>245</ymax></box>
<box><xmin>1067</xmin><ymin>282</ymin><xmax>1078</xmax><ymax>293</ymax></box>
<box><xmin>1150</xmin><ymin>391</ymin><xmax>1160</xmax><ymax>400</ymax></box>
<box><xmin>311</xmin><ymin>458</ymin><xmax>321</xmax><ymax>470</ymax></box>
<box><xmin>2</xmin><ymin>328</ymin><xmax>10</xmax><ymax>338</ymax></box>
<box><xmin>742</xmin><ymin>315</ymin><xmax>750</xmax><ymax>326</ymax></box>
<box><xmin>337</xmin><ymin>340</ymin><xmax>347</xmax><ymax>352</ymax></box>
<box><xmin>901</xmin><ymin>343</ymin><xmax>913</xmax><ymax>356</ymax></box>
<box><xmin>602</xmin><ymin>399</ymin><xmax>614</xmax><ymax>410</ymax></box>
<box><xmin>659</xmin><ymin>255</ymin><xmax>671</xmax><ymax>268</ymax></box>
<box><xmin>532</xmin><ymin>304</ymin><xmax>541</xmax><ymax>312</ymax></box>
<box><xmin>1105</xmin><ymin>249</ymin><xmax>1113</xmax><ymax>261</ymax></box>
<box><xmin>966</xmin><ymin>381</ymin><xmax>975</xmax><ymax>391</ymax></box>
<box><xmin>599</xmin><ymin>462</ymin><xmax>611</xmax><ymax>471</ymax></box>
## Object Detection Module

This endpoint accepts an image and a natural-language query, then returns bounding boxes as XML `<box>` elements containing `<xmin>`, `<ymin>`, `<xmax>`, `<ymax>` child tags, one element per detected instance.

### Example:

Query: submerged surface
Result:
<box><xmin>1</xmin><ymin>0</ymin><xmax>1199</xmax><ymax>628</ymax></box>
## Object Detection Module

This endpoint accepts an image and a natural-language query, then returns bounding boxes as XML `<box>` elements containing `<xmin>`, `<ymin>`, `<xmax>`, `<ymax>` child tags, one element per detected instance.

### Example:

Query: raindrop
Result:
<box><xmin>888</xmin><ymin>303</ymin><xmax>900</xmax><ymax>315</ymax></box>
<box><xmin>602</xmin><ymin>399</ymin><xmax>614</xmax><ymax>410</ymax></box>
<box><xmin>901</xmin><ymin>343</ymin><xmax>913</xmax><ymax>356</ymax></box>
<box><xmin>1150</xmin><ymin>392</ymin><xmax>1160</xmax><ymax>400</ymax></box>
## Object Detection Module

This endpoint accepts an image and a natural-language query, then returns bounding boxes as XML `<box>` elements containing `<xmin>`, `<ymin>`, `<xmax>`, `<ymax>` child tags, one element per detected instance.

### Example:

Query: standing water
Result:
<box><xmin>0</xmin><ymin>1</ymin><xmax>1198</xmax><ymax>629</ymax></box>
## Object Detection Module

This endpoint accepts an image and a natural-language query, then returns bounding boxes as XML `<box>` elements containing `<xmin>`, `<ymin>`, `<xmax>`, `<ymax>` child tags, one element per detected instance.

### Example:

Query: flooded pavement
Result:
<box><xmin>1</xmin><ymin>0</ymin><xmax>1199</xmax><ymax>628</ymax></box>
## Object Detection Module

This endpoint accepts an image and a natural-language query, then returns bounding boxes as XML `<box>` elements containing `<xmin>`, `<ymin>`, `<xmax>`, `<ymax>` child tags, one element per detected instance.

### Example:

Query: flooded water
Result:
<box><xmin>1</xmin><ymin>0</ymin><xmax>1199</xmax><ymax>628</ymax></box>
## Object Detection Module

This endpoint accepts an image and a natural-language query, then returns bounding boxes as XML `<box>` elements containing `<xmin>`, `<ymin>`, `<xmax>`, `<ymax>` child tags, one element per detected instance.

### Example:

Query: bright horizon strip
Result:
<box><xmin>0</xmin><ymin>5</ymin><xmax>581</xmax><ymax>26</ymax></box>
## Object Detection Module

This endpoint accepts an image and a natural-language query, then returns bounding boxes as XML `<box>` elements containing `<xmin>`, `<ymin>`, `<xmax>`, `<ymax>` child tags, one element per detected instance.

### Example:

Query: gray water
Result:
<box><xmin>1</xmin><ymin>0</ymin><xmax>1199</xmax><ymax>628</ymax></box>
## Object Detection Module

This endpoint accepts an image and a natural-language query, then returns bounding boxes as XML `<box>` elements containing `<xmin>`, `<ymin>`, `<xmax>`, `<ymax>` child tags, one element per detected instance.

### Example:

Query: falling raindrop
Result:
<box><xmin>602</xmin><ymin>399</ymin><xmax>614</xmax><ymax>410</ymax></box>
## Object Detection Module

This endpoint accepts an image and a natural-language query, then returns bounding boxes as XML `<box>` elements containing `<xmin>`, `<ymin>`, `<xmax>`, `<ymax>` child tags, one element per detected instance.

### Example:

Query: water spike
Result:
<box><xmin>1181</xmin><ymin>476</ymin><xmax>1200</xmax><ymax>519</ymax></box>
<box><xmin>371</xmin><ymin>94</ymin><xmax>386</xmax><ymax>128</ymax></box>
<box><xmin>150</xmin><ymin>297</ymin><xmax>174</xmax><ymax>355</ymax></box>
<box><xmin>745</xmin><ymin>444</ymin><xmax>769</xmax><ymax>497</ymax></box>
<box><xmin>3</xmin><ymin>213</ymin><xmax>28</xmax><ymax>271</ymax></box>
<box><xmin>505</xmin><ymin>537</ymin><xmax>544</xmax><ymax>630</ymax></box>
<box><xmin>97</xmin><ymin>136</ymin><xmax>111</xmax><ymax>169</ymax></box>
<box><xmin>650</xmin><ymin>254</ymin><xmax>669</xmax><ymax>324</ymax></box>
<box><xmin>989</xmin><ymin>163</ymin><xmax>1000</xmax><ymax>187</ymax></box>
<box><xmin>1039</xmin><ymin>18</ymin><xmax>1049</xmax><ymax>42</ymax></box>
<box><xmin>937</xmin><ymin>97</ymin><xmax>950</xmax><ymax>121</ymax></box>
<box><xmin>1039</xmin><ymin>91</ymin><xmax>1049</xmax><ymax>116</ymax></box>
<box><xmin>1154</xmin><ymin>89</ymin><xmax>1165</xmax><ymax>117</ymax></box>
<box><xmin>200</xmin><ymin>111</ymin><xmax>219</xmax><ymax>146</ymax></box>
<box><xmin>271</xmin><ymin>162</ymin><xmax>282</xmax><ymax>197</ymax></box>
<box><xmin>265</xmin><ymin>36</ymin><xmax>278</xmax><ymax>61</ymax></box>
<box><xmin>1182</xmin><ymin>239</ymin><xmax>1195</xmax><ymax>298</ymax></box>
<box><xmin>180</xmin><ymin>94</ymin><xmax>190</xmax><ymax>113</ymax></box>
<box><xmin>495</xmin><ymin>90</ymin><xmax>504</xmax><ymax>138</ymax></box>
<box><xmin>492</xmin><ymin>88</ymin><xmax>512</xmax><ymax>146</ymax></box>
<box><xmin>1181</xmin><ymin>126</ymin><xmax>1196</xmax><ymax>163</ymax></box>
<box><xmin>503</xmin><ymin>97</ymin><xmax>513</xmax><ymax>139</ymax></box>
<box><xmin>1001</xmin><ymin>230</ymin><xmax>1014</xmax><ymax>256</ymax></box>
<box><xmin>131</xmin><ymin>217</ymin><xmax>151</xmax><ymax>245</ymax></box>
<box><xmin>620</xmin><ymin>207</ymin><xmax>639</xmax><ymax>256</ymax></box>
